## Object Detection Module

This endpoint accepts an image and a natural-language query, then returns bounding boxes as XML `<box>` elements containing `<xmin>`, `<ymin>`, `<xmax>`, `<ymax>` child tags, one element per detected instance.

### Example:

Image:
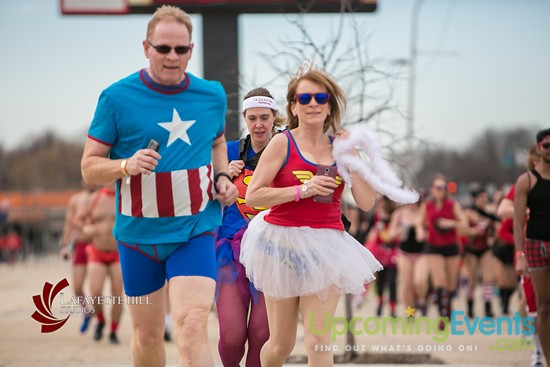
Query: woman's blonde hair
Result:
<box><xmin>147</xmin><ymin>5</ymin><xmax>193</xmax><ymax>41</ymax></box>
<box><xmin>285</xmin><ymin>70</ymin><xmax>346</xmax><ymax>135</ymax></box>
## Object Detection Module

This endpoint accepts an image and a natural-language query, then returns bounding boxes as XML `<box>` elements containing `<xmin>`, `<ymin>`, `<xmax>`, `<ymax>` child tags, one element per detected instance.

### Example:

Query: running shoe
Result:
<box><xmin>80</xmin><ymin>315</ymin><xmax>92</xmax><ymax>333</ymax></box>
<box><xmin>109</xmin><ymin>331</ymin><xmax>119</xmax><ymax>345</ymax></box>
<box><xmin>94</xmin><ymin>321</ymin><xmax>105</xmax><ymax>341</ymax></box>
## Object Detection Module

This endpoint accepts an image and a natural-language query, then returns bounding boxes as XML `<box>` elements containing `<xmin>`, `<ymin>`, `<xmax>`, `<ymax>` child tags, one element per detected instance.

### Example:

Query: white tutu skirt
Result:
<box><xmin>240</xmin><ymin>210</ymin><xmax>383</xmax><ymax>300</ymax></box>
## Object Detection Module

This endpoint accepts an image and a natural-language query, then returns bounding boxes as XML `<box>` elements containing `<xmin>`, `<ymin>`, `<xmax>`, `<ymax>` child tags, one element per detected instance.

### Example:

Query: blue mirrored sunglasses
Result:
<box><xmin>294</xmin><ymin>93</ymin><xmax>330</xmax><ymax>105</ymax></box>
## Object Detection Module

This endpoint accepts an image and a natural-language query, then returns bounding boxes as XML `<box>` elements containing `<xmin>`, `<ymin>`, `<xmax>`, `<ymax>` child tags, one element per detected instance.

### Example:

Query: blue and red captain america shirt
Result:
<box><xmin>88</xmin><ymin>69</ymin><xmax>227</xmax><ymax>245</ymax></box>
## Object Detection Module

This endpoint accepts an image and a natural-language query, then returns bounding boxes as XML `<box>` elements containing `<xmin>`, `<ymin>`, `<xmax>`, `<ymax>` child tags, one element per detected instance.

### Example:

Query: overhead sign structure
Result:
<box><xmin>61</xmin><ymin>0</ymin><xmax>377</xmax><ymax>15</ymax></box>
<box><xmin>61</xmin><ymin>0</ymin><xmax>128</xmax><ymax>14</ymax></box>
<box><xmin>133</xmin><ymin>0</ymin><xmax>377</xmax><ymax>14</ymax></box>
<box><xmin>61</xmin><ymin>0</ymin><xmax>377</xmax><ymax>140</ymax></box>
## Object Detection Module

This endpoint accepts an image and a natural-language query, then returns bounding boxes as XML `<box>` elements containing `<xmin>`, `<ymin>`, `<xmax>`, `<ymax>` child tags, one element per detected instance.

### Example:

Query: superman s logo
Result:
<box><xmin>235</xmin><ymin>170</ymin><xmax>267</xmax><ymax>220</ymax></box>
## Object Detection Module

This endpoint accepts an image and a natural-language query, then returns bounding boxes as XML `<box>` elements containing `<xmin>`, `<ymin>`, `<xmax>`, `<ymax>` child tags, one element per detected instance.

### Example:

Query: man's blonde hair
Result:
<box><xmin>147</xmin><ymin>5</ymin><xmax>193</xmax><ymax>41</ymax></box>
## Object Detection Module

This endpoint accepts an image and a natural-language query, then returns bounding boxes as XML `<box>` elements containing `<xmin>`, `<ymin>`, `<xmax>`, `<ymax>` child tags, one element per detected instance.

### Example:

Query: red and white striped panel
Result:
<box><xmin>119</xmin><ymin>165</ymin><xmax>214</xmax><ymax>218</ymax></box>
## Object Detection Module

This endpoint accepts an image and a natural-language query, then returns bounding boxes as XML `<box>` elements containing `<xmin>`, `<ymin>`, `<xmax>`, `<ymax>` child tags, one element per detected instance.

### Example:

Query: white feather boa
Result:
<box><xmin>332</xmin><ymin>124</ymin><xmax>419</xmax><ymax>204</ymax></box>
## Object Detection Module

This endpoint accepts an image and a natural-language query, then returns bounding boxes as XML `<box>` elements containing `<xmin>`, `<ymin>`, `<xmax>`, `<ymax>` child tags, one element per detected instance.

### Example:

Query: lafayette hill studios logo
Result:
<box><xmin>31</xmin><ymin>278</ymin><xmax>70</xmax><ymax>333</ymax></box>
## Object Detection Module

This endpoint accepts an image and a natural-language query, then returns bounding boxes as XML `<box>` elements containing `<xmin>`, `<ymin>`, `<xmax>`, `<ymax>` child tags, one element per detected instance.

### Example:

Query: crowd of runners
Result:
<box><xmin>4</xmin><ymin>4</ymin><xmax>547</xmax><ymax>367</ymax></box>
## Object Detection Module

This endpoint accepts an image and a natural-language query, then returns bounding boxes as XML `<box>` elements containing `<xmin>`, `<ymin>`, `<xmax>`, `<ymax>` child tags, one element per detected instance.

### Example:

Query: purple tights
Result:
<box><xmin>216</xmin><ymin>280</ymin><xmax>269</xmax><ymax>367</ymax></box>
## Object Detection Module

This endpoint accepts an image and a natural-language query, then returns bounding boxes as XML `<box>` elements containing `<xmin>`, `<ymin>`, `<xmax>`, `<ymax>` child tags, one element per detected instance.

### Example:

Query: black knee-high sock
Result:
<box><xmin>436</xmin><ymin>288</ymin><xmax>450</xmax><ymax>318</ymax></box>
<box><xmin>467</xmin><ymin>298</ymin><xmax>474</xmax><ymax>318</ymax></box>
<box><xmin>500</xmin><ymin>287</ymin><xmax>515</xmax><ymax>315</ymax></box>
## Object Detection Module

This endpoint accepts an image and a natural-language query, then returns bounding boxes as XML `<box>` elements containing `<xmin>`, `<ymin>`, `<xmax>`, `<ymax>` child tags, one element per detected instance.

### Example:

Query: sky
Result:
<box><xmin>0</xmin><ymin>0</ymin><xmax>549</xmax><ymax>151</ymax></box>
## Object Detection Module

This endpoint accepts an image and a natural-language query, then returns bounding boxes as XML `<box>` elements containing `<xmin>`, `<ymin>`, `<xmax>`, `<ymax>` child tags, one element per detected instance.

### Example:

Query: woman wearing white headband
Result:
<box><xmin>215</xmin><ymin>87</ymin><xmax>285</xmax><ymax>367</ymax></box>
<box><xmin>240</xmin><ymin>65</ymin><xmax>383</xmax><ymax>366</ymax></box>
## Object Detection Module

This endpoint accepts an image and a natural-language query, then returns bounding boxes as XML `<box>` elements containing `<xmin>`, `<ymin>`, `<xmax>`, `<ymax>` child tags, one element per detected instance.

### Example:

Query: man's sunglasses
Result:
<box><xmin>294</xmin><ymin>93</ymin><xmax>330</xmax><ymax>105</ymax></box>
<box><xmin>539</xmin><ymin>142</ymin><xmax>550</xmax><ymax>150</ymax></box>
<box><xmin>148</xmin><ymin>40</ymin><xmax>191</xmax><ymax>55</ymax></box>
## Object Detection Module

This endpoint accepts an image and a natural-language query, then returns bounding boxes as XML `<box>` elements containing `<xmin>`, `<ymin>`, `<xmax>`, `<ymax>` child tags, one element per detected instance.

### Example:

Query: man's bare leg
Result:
<box><xmin>128</xmin><ymin>287</ymin><xmax>166</xmax><ymax>367</ymax></box>
<box><xmin>169</xmin><ymin>276</ymin><xmax>215</xmax><ymax>367</ymax></box>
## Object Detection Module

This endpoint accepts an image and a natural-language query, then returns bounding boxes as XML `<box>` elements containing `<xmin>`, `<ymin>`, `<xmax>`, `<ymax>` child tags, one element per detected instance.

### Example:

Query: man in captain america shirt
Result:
<box><xmin>81</xmin><ymin>5</ymin><xmax>237</xmax><ymax>367</ymax></box>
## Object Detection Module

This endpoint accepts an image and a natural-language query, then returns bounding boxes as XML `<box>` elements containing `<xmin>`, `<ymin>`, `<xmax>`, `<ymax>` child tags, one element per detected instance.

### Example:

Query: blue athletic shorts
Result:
<box><xmin>117</xmin><ymin>233</ymin><xmax>217</xmax><ymax>296</ymax></box>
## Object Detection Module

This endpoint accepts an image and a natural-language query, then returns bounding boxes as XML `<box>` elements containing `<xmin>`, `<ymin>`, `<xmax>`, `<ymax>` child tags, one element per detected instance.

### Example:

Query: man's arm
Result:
<box><xmin>513</xmin><ymin>173</ymin><xmax>529</xmax><ymax>274</ymax></box>
<box><xmin>81</xmin><ymin>138</ymin><xmax>160</xmax><ymax>185</ymax></box>
<box><xmin>211</xmin><ymin>134</ymin><xmax>237</xmax><ymax>206</ymax></box>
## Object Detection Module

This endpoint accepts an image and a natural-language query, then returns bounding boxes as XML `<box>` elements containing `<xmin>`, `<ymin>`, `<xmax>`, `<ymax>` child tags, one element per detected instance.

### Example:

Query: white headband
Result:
<box><xmin>242</xmin><ymin>96</ymin><xmax>278</xmax><ymax>112</ymax></box>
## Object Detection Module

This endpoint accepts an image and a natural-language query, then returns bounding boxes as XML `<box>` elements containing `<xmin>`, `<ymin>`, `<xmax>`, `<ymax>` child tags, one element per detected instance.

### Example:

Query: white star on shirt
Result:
<box><xmin>158</xmin><ymin>108</ymin><xmax>196</xmax><ymax>147</ymax></box>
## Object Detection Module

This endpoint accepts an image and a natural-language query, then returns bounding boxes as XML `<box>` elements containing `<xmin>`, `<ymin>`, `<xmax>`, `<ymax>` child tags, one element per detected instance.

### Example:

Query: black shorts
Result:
<box><xmin>424</xmin><ymin>243</ymin><xmax>460</xmax><ymax>257</ymax></box>
<box><xmin>464</xmin><ymin>246</ymin><xmax>488</xmax><ymax>259</ymax></box>
<box><xmin>491</xmin><ymin>242</ymin><xmax>515</xmax><ymax>265</ymax></box>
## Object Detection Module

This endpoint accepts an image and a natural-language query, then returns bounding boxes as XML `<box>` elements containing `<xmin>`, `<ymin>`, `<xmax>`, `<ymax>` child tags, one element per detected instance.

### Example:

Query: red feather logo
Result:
<box><xmin>31</xmin><ymin>278</ymin><xmax>70</xmax><ymax>333</ymax></box>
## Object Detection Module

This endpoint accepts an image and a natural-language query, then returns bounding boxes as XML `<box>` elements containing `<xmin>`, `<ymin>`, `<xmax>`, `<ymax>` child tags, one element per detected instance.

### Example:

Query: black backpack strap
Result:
<box><xmin>238</xmin><ymin>135</ymin><xmax>250</xmax><ymax>161</ymax></box>
<box><xmin>238</xmin><ymin>134</ymin><xmax>265</xmax><ymax>170</ymax></box>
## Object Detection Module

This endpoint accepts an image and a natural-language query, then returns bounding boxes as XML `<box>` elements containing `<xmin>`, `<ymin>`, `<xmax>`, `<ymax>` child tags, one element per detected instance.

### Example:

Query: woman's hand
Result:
<box><xmin>515</xmin><ymin>253</ymin><xmax>529</xmax><ymax>277</ymax></box>
<box><xmin>335</xmin><ymin>129</ymin><xmax>349</xmax><ymax>139</ymax></box>
<box><xmin>301</xmin><ymin>175</ymin><xmax>337</xmax><ymax>199</ymax></box>
<box><xmin>335</xmin><ymin>129</ymin><xmax>359</xmax><ymax>156</ymax></box>
<box><xmin>436</xmin><ymin>218</ymin><xmax>457</xmax><ymax>230</ymax></box>
<box><xmin>228</xmin><ymin>160</ymin><xmax>245</xmax><ymax>179</ymax></box>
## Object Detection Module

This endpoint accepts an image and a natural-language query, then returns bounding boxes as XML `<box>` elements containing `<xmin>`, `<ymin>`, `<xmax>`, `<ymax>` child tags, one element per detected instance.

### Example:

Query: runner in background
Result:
<box><xmin>386</xmin><ymin>196</ymin><xmax>429</xmax><ymax>315</ymax></box>
<box><xmin>365</xmin><ymin>195</ymin><xmax>398</xmax><ymax>317</ymax></box>
<box><xmin>417</xmin><ymin>174</ymin><xmax>468</xmax><ymax>328</ymax></box>
<box><xmin>82</xmin><ymin>181</ymin><xmax>123</xmax><ymax>344</ymax></box>
<box><xmin>60</xmin><ymin>181</ymin><xmax>98</xmax><ymax>333</ymax></box>
<box><xmin>514</xmin><ymin>129</ymin><xmax>550</xmax><ymax>367</ymax></box>
<box><xmin>215</xmin><ymin>87</ymin><xmax>284</xmax><ymax>367</ymax></box>
<box><xmin>343</xmin><ymin>195</ymin><xmax>374</xmax><ymax>309</ymax></box>
<box><xmin>463</xmin><ymin>186</ymin><xmax>499</xmax><ymax>318</ymax></box>
<box><xmin>495</xmin><ymin>146</ymin><xmax>540</xmax><ymax>316</ymax></box>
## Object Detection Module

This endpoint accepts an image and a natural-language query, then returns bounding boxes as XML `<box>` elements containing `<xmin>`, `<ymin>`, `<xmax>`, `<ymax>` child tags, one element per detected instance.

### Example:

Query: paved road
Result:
<box><xmin>0</xmin><ymin>256</ymin><xmax>535</xmax><ymax>366</ymax></box>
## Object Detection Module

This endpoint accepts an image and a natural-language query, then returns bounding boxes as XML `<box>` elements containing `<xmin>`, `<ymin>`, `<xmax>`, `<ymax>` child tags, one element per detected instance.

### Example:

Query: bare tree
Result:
<box><xmin>415</xmin><ymin>125</ymin><xmax>540</xmax><ymax>189</ymax></box>
<box><xmin>258</xmin><ymin>8</ymin><xmax>405</xmax><ymax>130</ymax></box>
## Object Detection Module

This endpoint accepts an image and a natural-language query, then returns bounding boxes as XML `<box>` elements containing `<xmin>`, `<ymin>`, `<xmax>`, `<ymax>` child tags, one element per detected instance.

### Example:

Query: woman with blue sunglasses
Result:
<box><xmin>240</xmin><ymin>65</ymin><xmax>382</xmax><ymax>367</ymax></box>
